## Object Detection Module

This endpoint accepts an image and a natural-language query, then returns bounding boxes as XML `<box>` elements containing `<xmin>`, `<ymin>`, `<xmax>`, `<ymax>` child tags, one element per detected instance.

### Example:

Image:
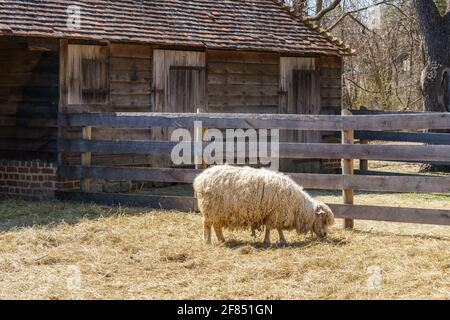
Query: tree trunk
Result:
<box><xmin>414</xmin><ymin>0</ymin><xmax>450</xmax><ymax>112</ymax></box>
<box><xmin>414</xmin><ymin>0</ymin><xmax>450</xmax><ymax>172</ymax></box>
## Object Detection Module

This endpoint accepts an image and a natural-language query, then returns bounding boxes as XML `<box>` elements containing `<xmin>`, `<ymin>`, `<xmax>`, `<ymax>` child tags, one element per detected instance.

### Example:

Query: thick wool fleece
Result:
<box><xmin>193</xmin><ymin>165</ymin><xmax>332</xmax><ymax>233</ymax></box>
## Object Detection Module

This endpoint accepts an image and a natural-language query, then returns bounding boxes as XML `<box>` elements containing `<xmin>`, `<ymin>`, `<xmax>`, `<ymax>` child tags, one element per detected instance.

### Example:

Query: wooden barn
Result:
<box><xmin>0</xmin><ymin>0</ymin><xmax>351</xmax><ymax>200</ymax></box>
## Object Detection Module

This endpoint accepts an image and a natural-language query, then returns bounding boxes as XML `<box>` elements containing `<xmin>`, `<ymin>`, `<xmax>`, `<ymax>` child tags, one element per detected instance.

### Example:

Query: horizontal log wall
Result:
<box><xmin>110</xmin><ymin>43</ymin><xmax>152</xmax><ymax>112</ymax></box>
<box><xmin>0</xmin><ymin>36</ymin><xmax>59</xmax><ymax>161</ymax></box>
<box><xmin>319</xmin><ymin>56</ymin><xmax>342</xmax><ymax>115</ymax></box>
<box><xmin>207</xmin><ymin>50</ymin><xmax>279</xmax><ymax>113</ymax></box>
<box><xmin>62</xmin><ymin>43</ymin><xmax>155</xmax><ymax>167</ymax></box>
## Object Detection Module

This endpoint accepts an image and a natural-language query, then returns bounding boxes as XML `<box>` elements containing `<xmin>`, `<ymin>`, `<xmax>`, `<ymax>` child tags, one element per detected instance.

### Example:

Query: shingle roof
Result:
<box><xmin>0</xmin><ymin>0</ymin><xmax>351</xmax><ymax>56</ymax></box>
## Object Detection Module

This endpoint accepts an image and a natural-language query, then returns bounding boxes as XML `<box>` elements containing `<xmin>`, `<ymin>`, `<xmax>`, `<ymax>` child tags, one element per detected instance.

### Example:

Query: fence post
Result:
<box><xmin>195</xmin><ymin>108</ymin><xmax>208</xmax><ymax>170</ymax></box>
<box><xmin>342</xmin><ymin>109</ymin><xmax>354</xmax><ymax>229</ymax></box>
<box><xmin>359</xmin><ymin>139</ymin><xmax>369</xmax><ymax>173</ymax></box>
<box><xmin>81</xmin><ymin>125</ymin><xmax>92</xmax><ymax>192</ymax></box>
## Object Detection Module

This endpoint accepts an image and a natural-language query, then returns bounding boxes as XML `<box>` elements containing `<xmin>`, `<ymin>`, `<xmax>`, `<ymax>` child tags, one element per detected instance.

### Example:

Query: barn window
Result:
<box><xmin>81</xmin><ymin>58</ymin><xmax>109</xmax><ymax>103</ymax></box>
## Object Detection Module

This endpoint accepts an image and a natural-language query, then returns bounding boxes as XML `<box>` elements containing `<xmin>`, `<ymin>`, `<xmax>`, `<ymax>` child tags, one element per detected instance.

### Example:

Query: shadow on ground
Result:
<box><xmin>222</xmin><ymin>236</ymin><xmax>349</xmax><ymax>250</ymax></box>
<box><xmin>0</xmin><ymin>198</ymin><xmax>152</xmax><ymax>231</ymax></box>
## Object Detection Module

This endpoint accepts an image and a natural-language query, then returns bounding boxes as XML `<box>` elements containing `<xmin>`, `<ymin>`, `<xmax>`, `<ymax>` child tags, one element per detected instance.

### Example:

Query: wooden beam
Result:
<box><xmin>58</xmin><ymin>165</ymin><xmax>450</xmax><ymax>194</ymax></box>
<box><xmin>80</xmin><ymin>126</ymin><xmax>92</xmax><ymax>192</ymax></box>
<box><xmin>58</xmin><ymin>112</ymin><xmax>450</xmax><ymax>131</ymax></box>
<box><xmin>55</xmin><ymin>191</ymin><xmax>197</xmax><ymax>212</ymax></box>
<box><xmin>342</xmin><ymin>109</ymin><xmax>354</xmax><ymax>229</ymax></box>
<box><xmin>58</xmin><ymin>139</ymin><xmax>450</xmax><ymax>162</ymax></box>
<box><xmin>54</xmin><ymin>191</ymin><xmax>450</xmax><ymax>226</ymax></box>
<box><xmin>59</xmin><ymin>166</ymin><xmax>201</xmax><ymax>184</ymax></box>
<box><xmin>329</xmin><ymin>204</ymin><xmax>450</xmax><ymax>226</ymax></box>
<box><xmin>343</xmin><ymin>113</ymin><xmax>450</xmax><ymax>131</ymax></box>
<box><xmin>279</xmin><ymin>143</ymin><xmax>450</xmax><ymax>162</ymax></box>
<box><xmin>359</xmin><ymin>138</ymin><xmax>369</xmax><ymax>172</ymax></box>
<box><xmin>58</xmin><ymin>39</ymin><xmax>69</xmax><ymax>169</ymax></box>
<box><xmin>343</xmin><ymin>174</ymin><xmax>450</xmax><ymax>193</ymax></box>
<box><xmin>58</xmin><ymin>112</ymin><xmax>342</xmax><ymax>130</ymax></box>
<box><xmin>355</xmin><ymin>131</ymin><xmax>450</xmax><ymax>145</ymax></box>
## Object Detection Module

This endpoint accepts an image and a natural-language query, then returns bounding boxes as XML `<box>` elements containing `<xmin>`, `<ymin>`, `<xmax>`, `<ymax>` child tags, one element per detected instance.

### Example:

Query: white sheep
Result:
<box><xmin>193</xmin><ymin>165</ymin><xmax>335</xmax><ymax>245</ymax></box>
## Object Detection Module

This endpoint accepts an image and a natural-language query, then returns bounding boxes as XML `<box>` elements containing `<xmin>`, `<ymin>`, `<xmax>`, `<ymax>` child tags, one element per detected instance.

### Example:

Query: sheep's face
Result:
<box><xmin>312</xmin><ymin>203</ymin><xmax>335</xmax><ymax>238</ymax></box>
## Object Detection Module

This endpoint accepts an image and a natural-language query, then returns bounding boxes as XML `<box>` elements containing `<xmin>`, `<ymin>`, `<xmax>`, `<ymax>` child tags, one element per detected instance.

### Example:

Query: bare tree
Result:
<box><xmin>289</xmin><ymin>0</ymin><xmax>342</xmax><ymax>22</ymax></box>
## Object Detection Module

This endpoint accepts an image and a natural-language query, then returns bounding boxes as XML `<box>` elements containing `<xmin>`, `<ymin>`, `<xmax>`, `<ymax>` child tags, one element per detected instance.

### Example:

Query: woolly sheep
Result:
<box><xmin>193</xmin><ymin>165</ymin><xmax>335</xmax><ymax>245</ymax></box>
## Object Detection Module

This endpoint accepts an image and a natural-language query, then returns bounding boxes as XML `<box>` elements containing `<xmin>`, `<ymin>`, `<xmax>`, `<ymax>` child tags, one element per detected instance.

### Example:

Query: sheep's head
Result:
<box><xmin>312</xmin><ymin>203</ymin><xmax>335</xmax><ymax>238</ymax></box>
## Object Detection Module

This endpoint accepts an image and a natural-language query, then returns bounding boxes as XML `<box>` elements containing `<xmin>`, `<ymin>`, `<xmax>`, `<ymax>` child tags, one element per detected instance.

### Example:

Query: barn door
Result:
<box><xmin>168</xmin><ymin>66</ymin><xmax>206</xmax><ymax>114</ymax></box>
<box><xmin>293</xmin><ymin>69</ymin><xmax>321</xmax><ymax>143</ymax></box>
<box><xmin>279</xmin><ymin>57</ymin><xmax>321</xmax><ymax>172</ymax></box>
<box><xmin>279</xmin><ymin>57</ymin><xmax>320</xmax><ymax>143</ymax></box>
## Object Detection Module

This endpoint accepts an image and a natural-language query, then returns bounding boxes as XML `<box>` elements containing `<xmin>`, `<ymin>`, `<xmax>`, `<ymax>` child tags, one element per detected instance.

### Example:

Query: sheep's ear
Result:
<box><xmin>315</xmin><ymin>206</ymin><xmax>326</xmax><ymax>216</ymax></box>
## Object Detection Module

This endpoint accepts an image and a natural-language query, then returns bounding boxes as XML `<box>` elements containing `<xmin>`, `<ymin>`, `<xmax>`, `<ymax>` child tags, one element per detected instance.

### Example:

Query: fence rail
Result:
<box><xmin>58</xmin><ymin>165</ymin><xmax>450</xmax><ymax>194</ymax></box>
<box><xmin>57</xmin><ymin>111</ymin><xmax>450</xmax><ymax>227</ymax></box>
<box><xmin>58</xmin><ymin>112</ymin><xmax>450</xmax><ymax>131</ymax></box>
<box><xmin>58</xmin><ymin>139</ymin><xmax>450</xmax><ymax>162</ymax></box>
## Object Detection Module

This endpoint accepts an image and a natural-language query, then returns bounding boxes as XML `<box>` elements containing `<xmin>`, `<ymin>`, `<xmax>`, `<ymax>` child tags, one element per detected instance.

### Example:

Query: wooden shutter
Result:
<box><xmin>67</xmin><ymin>45</ymin><xmax>109</xmax><ymax>106</ymax></box>
<box><xmin>81</xmin><ymin>57</ymin><xmax>108</xmax><ymax>104</ymax></box>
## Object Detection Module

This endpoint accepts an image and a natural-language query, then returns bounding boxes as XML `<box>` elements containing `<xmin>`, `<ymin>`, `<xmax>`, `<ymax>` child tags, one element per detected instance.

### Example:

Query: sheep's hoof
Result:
<box><xmin>277</xmin><ymin>241</ymin><xmax>287</xmax><ymax>247</ymax></box>
<box><xmin>263</xmin><ymin>241</ymin><xmax>271</xmax><ymax>247</ymax></box>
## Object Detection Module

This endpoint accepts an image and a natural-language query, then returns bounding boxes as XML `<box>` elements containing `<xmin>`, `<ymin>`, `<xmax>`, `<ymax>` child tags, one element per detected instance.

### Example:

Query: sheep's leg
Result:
<box><xmin>277</xmin><ymin>229</ymin><xmax>287</xmax><ymax>244</ymax></box>
<box><xmin>213</xmin><ymin>224</ymin><xmax>225</xmax><ymax>243</ymax></box>
<box><xmin>264</xmin><ymin>227</ymin><xmax>271</xmax><ymax>246</ymax></box>
<box><xmin>204</xmin><ymin>221</ymin><xmax>212</xmax><ymax>244</ymax></box>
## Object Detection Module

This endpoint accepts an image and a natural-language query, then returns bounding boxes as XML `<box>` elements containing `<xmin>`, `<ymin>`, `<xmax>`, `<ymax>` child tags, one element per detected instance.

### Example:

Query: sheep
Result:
<box><xmin>193</xmin><ymin>165</ymin><xmax>335</xmax><ymax>245</ymax></box>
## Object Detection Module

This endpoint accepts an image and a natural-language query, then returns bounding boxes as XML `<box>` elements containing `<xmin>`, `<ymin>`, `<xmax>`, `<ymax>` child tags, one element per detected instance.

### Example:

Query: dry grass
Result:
<box><xmin>0</xmin><ymin>192</ymin><xmax>449</xmax><ymax>300</ymax></box>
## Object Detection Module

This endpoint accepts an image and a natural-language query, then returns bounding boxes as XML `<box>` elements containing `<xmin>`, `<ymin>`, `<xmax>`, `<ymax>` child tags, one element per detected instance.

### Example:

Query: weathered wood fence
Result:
<box><xmin>348</xmin><ymin>108</ymin><xmax>450</xmax><ymax>171</ymax></box>
<box><xmin>56</xmin><ymin>112</ymin><xmax>450</xmax><ymax>226</ymax></box>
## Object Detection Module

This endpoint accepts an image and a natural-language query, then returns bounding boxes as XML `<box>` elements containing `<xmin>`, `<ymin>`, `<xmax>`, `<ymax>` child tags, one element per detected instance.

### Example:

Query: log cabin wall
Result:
<box><xmin>0</xmin><ymin>36</ymin><xmax>59</xmax><ymax>162</ymax></box>
<box><xmin>62</xmin><ymin>42</ymin><xmax>155</xmax><ymax>167</ymax></box>
<box><xmin>319</xmin><ymin>56</ymin><xmax>343</xmax><ymax>173</ymax></box>
<box><xmin>320</xmin><ymin>56</ymin><xmax>343</xmax><ymax>117</ymax></box>
<box><xmin>151</xmin><ymin>49</ymin><xmax>206</xmax><ymax>167</ymax></box>
<box><xmin>99</xmin><ymin>43</ymin><xmax>153</xmax><ymax>166</ymax></box>
<box><xmin>207</xmin><ymin>50</ymin><xmax>279</xmax><ymax>114</ymax></box>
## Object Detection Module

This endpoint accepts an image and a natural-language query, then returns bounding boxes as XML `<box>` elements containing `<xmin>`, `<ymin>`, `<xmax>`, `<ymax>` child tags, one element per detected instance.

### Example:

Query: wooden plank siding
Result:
<box><xmin>62</xmin><ymin>42</ymin><xmax>155</xmax><ymax>167</ymax></box>
<box><xmin>152</xmin><ymin>49</ymin><xmax>206</xmax><ymax>167</ymax></box>
<box><xmin>319</xmin><ymin>56</ymin><xmax>343</xmax><ymax>115</ymax></box>
<box><xmin>103</xmin><ymin>43</ymin><xmax>153</xmax><ymax>166</ymax></box>
<box><xmin>109</xmin><ymin>43</ymin><xmax>152</xmax><ymax>112</ymax></box>
<box><xmin>0</xmin><ymin>36</ymin><xmax>59</xmax><ymax>161</ymax></box>
<box><xmin>207</xmin><ymin>50</ymin><xmax>279</xmax><ymax>114</ymax></box>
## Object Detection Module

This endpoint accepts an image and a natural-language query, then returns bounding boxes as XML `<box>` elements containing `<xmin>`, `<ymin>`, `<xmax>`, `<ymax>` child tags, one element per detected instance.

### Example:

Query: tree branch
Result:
<box><xmin>327</xmin><ymin>0</ymin><xmax>391</xmax><ymax>31</ymax></box>
<box><xmin>304</xmin><ymin>0</ymin><xmax>342</xmax><ymax>21</ymax></box>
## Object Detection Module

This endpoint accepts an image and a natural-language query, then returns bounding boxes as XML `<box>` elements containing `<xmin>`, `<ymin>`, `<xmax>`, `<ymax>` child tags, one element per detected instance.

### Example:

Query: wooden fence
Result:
<box><xmin>348</xmin><ymin>109</ymin><xmax>450</xmax><ymax>171</ymax></box>
<box><xmin>56</xmin><ymin>112</ymin><xmax>450</xmax><ymax>226</ymax></box>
